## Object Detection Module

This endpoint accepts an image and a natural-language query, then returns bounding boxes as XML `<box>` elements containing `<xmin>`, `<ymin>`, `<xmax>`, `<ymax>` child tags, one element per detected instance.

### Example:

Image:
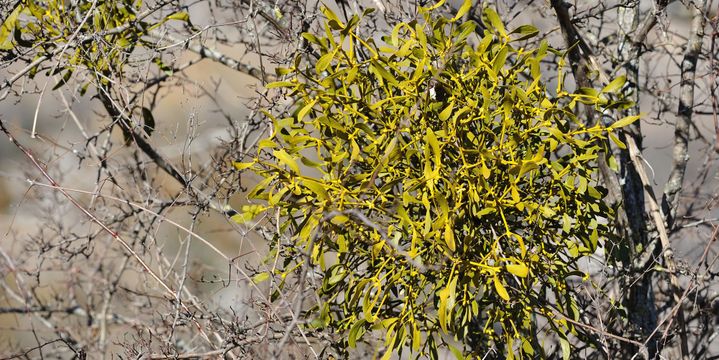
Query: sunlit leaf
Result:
<box><xmin>167</xmin><ymin>11</ymin><xmax>190</xmax><ymax>22</ymax></box>
<box><xmin>439</xmin><ymin>101</ymin><xmax>454</xmax><ymax>121</ymax></box>
<box><xmin>494</xmin><ymin>276</ymin><xmax>510</xmax><ymax>301</ymax></box>
<box><xmin>509</xmin><ymin>24</ymin><xmax>539</xmax><ymax>41</ymax></box>
<box><xmin>506</xmin><ymin>262</ymin><xmax>529</xmax><ymax>277</ymax></box>
<box><xmin>252</xmin><ymin>272</ymin><xmax>270</xmax><ymax>284</ymax></box>
<box><xmin>608</xmin><ymin>114</ymin><xmax>641</xmax><ymax>130</ymax></box>
<box><xmin>273</xmin><ymin>149</ymin><xmax>300</xmax><ymax>174</ymax></box>
<box><xmin>451</xmin><ymin>0</ymin><xmax>473</xmax><ymax>22</ymax></box>
<box><xmin>602</xmin><ymin>75</ymin><xmax>627</xmax><ymax>94</ymax></box>
<box><xmin>444</xmin><ymin>221</ymin><xmax>455</xmax><ymax>252</ymax></box>
<box><xmin>0</xmin><ymin>4</ymin><xmax>22</xmax><ymax>51</ymax></box>
<box><xmin>483</xmin><ymin>7</ymin><xmax>506</xmax><ymax>37</ymax></box>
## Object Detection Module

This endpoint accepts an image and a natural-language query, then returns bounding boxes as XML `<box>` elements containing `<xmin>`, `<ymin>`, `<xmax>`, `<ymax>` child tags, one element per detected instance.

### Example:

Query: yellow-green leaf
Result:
<box><xmin>330</xmin><ymin>214</ymin><xmax>349</xmax><ymax>225</ymax></box>
<box><xmin>483</xmin><ymin>7</ymin><xmax>506</xmax><ymax>37</ymax></box>
<box><xmin>348</xmin><ymin>320</ymin><xmax>366</xmax><ymax>348</ymax></box>
<box><xmin>381</xmin><ymin>347</ymin><xmax>393</xmax><ymax>360</ymax></box>
<box><xmin>449</xmin><ymin>344</ymin><xmax>464</xmax><ymax>360</ymax></box>
<box><xmin>510</xmin><ymin>185</ymin><xmax>520</xmax><ymax>203</ymax></box>
<box><xmin>560</xmin><ymin>336</ymin><xmax>571</xmax><ymax>360</ymax></box>
<box><xmin>233</xmin><ymin>161</ymin><xmax>255</xmax><ymax>171</ymax></box>
<box><xmin>425</xmin><ymin>129</ymin><xmax>441</xmax><ymax>166</ymax></box>
<box><xmin>231</xmin><ymin>212</ymin><xmax>253</xmax><ymax>224</ymax></box>
<box><xmin>316</xmin><ymin>51</ymin><xmax>335</xmax><ymax>74</ymax></box>
<box><xmin>299</xmin><ymin>214</ymin><xmax>319</xmax><ymax>243</ymax></box>
<box><xmin>0</xmin><ymin>4</ymin><xmax>22</xmax><ymax>51</ymax></box>
<box><xmin>506</xmin><ymin>262</ymin><xmax>529</xmax><ymax>277</ymax></box>
<box><xmin>273</xmin><ymin>149</ymin><xmax>300</xmax><ymax>174</ymax></box>
<box><xmin>602</xmin><ymin>75</ymin><xmax>626</xmax><ymax>94</ymax></box>
<box><xmin>297</xmin><ymin>98</ymin><xmax>317</xmax><ymax>121</ymax></box>
<box><xmin>608</xmin><ymin>131</ymin><xmax>626</xmax><ymax>149</ymax></box>
<box><xmin>438</xmin><ymin>286</ymin><xmax>449</xmax><ymax>332</ymax></box>
<box><xmin>266</xmin><ymin>81</ymin><xmax>295</xmax><ymax>89</ymax></box>
<box><xmin>321</xmin><ymin>5</ymin><xmax>345</xmax><ymax>29</ymax></box>
<box><xmin>480</xmin><ymin>161</ymin><xmax>491</xmax><ymax>179</ymax></box>
<box><xmin>258</xmin><ymin>139</ymin><xmax>277</xmax><ymax>150</ymax></box>
<box><xmin>370</xmin><ymin>61</ymin><xmax>399</xmax><ymax>86</ymax></box>
<box><xmin>167</xmin><ymin>11</ymin><xmax>190</xmax><ymax>22</ymax></box>
<box><xmin>275</xmin><ymin>67</ymin><xmax>292</xmax><ymax>76</ymax></box>
<box><xmin>444</xmin><ymin>221</ymin><xmax>455</xmax><ymax>252</ymax></box>
<box><xmin>608</xmin><ymin>114</ymin><xmax>640</xmax><ymax>130</ymax></box>
<box><xmin>231</xmin><ymin>204</ymin><xmax>266</xmax><ymax>224</ymax></box>
<box><xmin>420</xmin><ymin>0</ymin><xmax>447</xmax><ymax>12</ymax></box>
<box><xmin>451</xmin><ymin>0</ymin><xmax>473</xmax><ymax>21</ymax></box>
<box><xmin>303</xmin><ymin>178</ymin><xmax>329</xmax><ymax>201</ymax></box>
<box><xmin>493</xmin><ymin>276</ymin><xmax>510</xmax><ymax>301</ymax></box>
<box><xmin>252</xmin><ymin>272</ymin><xmax>270</xmax><ymax>284</ymax></box>
<box><xmin>509</xmin><ymin>24</ymin><xmax>539</xmax><ymax>42</ymax></box>
<box><xmin>439</xmin><ymin>101</ymin><xmax>454</xmax><ymax>121</ymax></box>
<box><xmin>412</xmin><ymin>322</ymin><xmax>421</xmax><ymax>351</ymax></box>
<box><xmin>518</xmin><ymin>160</ymin><xmax>538</xmax><ymax>178</ymax></box>
<box><xmin>511</xmin><ymin>232</ymin><xmax>527</xmax><ymax>258</ymax></box>
<box><xmin>562</xmin><ymin>213</ymin><xmax>572</xmax><ymax>233</ymax></box>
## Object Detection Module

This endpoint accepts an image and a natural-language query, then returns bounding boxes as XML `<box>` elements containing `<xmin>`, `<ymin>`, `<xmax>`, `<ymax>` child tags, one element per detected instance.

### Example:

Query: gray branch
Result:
<box><xmin>662</xmin><ymin>0</ymin><xmax>708</xmax><ymax>229</ymax></box>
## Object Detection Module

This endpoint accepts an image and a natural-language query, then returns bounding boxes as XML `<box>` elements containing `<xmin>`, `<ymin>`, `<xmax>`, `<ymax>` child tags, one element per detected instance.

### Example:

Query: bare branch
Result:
<box><xmin>662</xmin><ymin>0</ymin><xmax>709</xmax><ymax>228</ymax></box>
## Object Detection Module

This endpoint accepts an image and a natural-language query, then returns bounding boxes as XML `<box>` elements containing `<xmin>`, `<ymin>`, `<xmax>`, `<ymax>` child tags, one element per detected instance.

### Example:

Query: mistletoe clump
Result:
<box><xmin>237</xmin><ymin>1</ymin><xmax>634</xmax><ymax>358</ymax></box>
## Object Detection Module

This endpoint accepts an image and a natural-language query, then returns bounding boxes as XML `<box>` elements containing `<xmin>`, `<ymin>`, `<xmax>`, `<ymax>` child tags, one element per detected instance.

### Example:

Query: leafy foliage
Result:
<box><xmin>0</xmin><ymin>0</ymin><xmax>188</xmax><ymax>98</ymax></box>
<box><xmin>237</xmin><ymin>2</ymin><xmax>635</xmax><ymax>358</ymax></box>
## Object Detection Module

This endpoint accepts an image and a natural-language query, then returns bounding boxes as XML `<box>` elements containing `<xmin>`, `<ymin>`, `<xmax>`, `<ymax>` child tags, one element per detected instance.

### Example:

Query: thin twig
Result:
<box><xmin>0</xmin><ymin>119</ymin><xmax>220</xmax><ymax>351</ymax></box>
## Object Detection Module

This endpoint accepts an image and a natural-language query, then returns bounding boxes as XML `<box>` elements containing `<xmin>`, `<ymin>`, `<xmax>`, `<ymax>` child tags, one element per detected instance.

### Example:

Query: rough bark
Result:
<box><xmin>615</xmin><ymin>3</ymin><xmax>660</xmax><ymax>357</ymax></box>
<box><xmin>662</xmin><ymin>0</ymin><xmax>708</xmax><ymax>229</ymax></box>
